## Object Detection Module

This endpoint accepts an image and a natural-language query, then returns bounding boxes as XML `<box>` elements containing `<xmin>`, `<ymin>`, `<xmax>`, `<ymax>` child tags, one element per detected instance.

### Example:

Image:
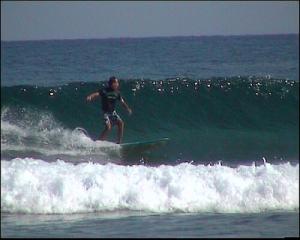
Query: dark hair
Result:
<box><xmin>108</xmin><ymin>76</ymin><xmax>117</xmax><ymax>87</ymax></box>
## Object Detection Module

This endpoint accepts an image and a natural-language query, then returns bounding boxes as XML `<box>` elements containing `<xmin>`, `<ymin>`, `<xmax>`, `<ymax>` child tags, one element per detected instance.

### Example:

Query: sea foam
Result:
<box><xmin>1</xmin><ymin>158</ymin><xmax>298</xmax><ymax>214</ymax></box>
<box><xmin>1</xmin><ymin>107</ymin><xmax>120</xmax><ymax>161</ymax></box>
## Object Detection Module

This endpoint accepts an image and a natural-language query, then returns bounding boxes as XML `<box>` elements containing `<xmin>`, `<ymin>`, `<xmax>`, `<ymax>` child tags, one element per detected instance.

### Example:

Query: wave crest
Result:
<box><xmin>1</xmin><ymin>158</ymin><xmax>298</xmax><ymax>214</ymax></box>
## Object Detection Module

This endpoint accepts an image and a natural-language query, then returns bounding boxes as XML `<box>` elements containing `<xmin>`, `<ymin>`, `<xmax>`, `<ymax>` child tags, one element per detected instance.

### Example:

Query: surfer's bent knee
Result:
<box><xmin>105</xmin><ymin>122</ymin><xmax>112</xmax><ymax>131</ymax></box>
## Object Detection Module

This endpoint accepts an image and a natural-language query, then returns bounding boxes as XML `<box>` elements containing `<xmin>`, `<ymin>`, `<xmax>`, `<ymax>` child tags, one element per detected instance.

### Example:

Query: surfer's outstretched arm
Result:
<box><xmin>86</xmin><ymin>92</ymin><xmax>100</xmax><ymax>101</ymax></box>
<box><xmin>120</xmin><ymin>98</ymin><xmax>132</xmax><ymax>115</ymax></box>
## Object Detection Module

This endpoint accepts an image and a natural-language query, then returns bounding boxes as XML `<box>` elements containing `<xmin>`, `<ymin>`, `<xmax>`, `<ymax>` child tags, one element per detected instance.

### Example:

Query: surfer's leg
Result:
<box><xmin>99</xmin><ymin>122</ymin><xmax>111</xmax><ymax>140</ymax></box>
<box><xmin>116</xmin><ymin>119</ymin><xmax>124</xmax><ymax>144</ymax></box>
<box><xmin>99</xmin><ymin>114</ymin><xmax>112</xmax><ymax>140</ymax></box>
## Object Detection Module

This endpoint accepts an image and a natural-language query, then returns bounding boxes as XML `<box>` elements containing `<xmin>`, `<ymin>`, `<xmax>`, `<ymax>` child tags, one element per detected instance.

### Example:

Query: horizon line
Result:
<box><xmin>1</xmin><ymin>32</ymin><xmax>298</xmax><ymax>43</ymax></box>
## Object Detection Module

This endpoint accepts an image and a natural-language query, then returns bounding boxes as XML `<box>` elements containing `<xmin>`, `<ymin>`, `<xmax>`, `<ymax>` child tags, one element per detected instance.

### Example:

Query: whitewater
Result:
<box><xmin>1</xmin><ymin>157</ymin><xmax>298</xmax><ymax>214</ymax></box>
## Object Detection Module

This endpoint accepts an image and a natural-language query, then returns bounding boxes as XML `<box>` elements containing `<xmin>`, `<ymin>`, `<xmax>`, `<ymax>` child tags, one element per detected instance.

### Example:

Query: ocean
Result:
<box><xmin>1</xmin><ymin>34</ymin><xmax>299</xmax><ymax>237</ymax></box>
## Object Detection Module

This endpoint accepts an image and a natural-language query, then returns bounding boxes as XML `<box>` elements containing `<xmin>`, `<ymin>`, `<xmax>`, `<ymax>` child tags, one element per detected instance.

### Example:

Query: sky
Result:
<box><xmin>1</xmin><ymin>1</ymin><xmax>299</xmax><ymax>41</ymax></box>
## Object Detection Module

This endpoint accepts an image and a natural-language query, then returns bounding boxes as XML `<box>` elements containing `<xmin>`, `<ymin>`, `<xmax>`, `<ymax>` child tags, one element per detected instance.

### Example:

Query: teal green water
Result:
<box><xmin>1</xmin><ymin>77</ymin><xmax>299</xmax><ymax>164</ymax></box>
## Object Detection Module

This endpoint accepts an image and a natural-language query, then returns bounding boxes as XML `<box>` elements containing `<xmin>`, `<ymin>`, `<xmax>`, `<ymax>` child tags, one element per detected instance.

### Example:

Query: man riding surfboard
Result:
<box><xmin>86</xmin><ymin>76</ymin><xmax>132</xmax><ymax>144</ymax></box>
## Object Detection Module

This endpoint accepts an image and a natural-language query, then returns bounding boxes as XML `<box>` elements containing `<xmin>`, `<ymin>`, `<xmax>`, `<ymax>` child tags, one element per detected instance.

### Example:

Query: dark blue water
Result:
<box><xmin>2</xmin><ymin>34</ymin><xmax>298</xmax><ymax>87</ymax></box>
<box><xmin>1</xmin><ymin>34</ymin><xmax>299</xmax><ymax>238</ymax></box>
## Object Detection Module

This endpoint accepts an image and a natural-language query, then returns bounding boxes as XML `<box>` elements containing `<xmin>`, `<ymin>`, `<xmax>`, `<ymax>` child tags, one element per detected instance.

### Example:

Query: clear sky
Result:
<box><xmin>1</xmin><ymin>1</ymin><xmax>299</xmax><ymax>41</ymax></box>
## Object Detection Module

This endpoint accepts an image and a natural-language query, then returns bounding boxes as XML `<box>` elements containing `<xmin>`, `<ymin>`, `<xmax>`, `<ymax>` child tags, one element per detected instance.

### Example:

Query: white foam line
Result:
<box><xmin>1</xmin><ymin>158</ymin><xmax>298</xmax><ymax>214</ymax></box>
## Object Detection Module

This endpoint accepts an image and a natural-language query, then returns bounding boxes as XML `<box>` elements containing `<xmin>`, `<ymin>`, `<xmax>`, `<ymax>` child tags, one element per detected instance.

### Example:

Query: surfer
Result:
<box><xmin>86</xmin><ymin>76</ymin><xmax>132</xmax><ymax>144</ymax></box>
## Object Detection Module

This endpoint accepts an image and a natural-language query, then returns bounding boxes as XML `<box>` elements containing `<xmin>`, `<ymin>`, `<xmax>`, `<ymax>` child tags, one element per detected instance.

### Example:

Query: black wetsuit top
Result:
<box><xmin>98</xmin><ymin>87</ymin><xmax>121</xmax><ymax>113</ymax></box>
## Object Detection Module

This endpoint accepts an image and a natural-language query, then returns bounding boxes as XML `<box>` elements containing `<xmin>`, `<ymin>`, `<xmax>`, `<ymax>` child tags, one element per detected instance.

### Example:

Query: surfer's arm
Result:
<box><xmin>120</xmin><ymin>98</ymin><xmax>132</xmax><ymax>115</ymax></box>
<box><xmin>86</xmin><ymin>92</ymin><xmax>100</xmax><ymax>101</ymax></box>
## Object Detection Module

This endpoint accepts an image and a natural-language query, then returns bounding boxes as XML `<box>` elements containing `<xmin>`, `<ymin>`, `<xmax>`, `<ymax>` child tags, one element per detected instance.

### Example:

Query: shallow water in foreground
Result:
<box><xmin>1</xmin><ymin>211</ymin><xmax>299</xmax><ymax>238</ymax></box>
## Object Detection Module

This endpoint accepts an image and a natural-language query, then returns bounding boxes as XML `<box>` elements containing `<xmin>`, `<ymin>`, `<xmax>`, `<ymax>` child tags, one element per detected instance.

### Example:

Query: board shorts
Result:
<box><xmin>103</xmin><ymin>111</ymin><xmax>122</xmax><ymax>126</ymax></box>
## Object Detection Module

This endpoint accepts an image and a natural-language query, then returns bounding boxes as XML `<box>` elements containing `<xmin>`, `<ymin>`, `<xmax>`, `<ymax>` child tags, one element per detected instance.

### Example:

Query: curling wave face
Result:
<box><xmin>1</xmin><ymin>77</ymin><xmax>299</xmax><ymax>162</ymax></box>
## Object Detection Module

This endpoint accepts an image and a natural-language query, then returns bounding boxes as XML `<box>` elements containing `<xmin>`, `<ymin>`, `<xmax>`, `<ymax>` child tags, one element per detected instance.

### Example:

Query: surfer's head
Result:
<box><xmin>108</xmin><ymin>76</ymin><xmax>119</xmax><ymax>90</ymax></box>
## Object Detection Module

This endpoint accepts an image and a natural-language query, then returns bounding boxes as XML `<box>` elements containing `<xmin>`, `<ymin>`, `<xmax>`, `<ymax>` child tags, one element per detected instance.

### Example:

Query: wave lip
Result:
<box><xmin>1</xmin><ymin>158</ymin><xmax>298</xmax><ymax>214</ymax></box>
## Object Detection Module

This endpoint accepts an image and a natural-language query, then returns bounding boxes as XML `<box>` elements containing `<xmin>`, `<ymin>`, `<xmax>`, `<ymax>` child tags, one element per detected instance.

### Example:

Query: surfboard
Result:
<box><xmin>73</xmin><ymin>127</ymin><xmax>169</xmax><ymax>157</ymax></box>
<box><xmin>120</xmin><ymin>138</ymin><xmax>169</xmax><ymax>148</ymax></box>
<box><xmin>119</xmin><ymin>138</ymin><xmax>170</xmax><ymax>160</ymax></box>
